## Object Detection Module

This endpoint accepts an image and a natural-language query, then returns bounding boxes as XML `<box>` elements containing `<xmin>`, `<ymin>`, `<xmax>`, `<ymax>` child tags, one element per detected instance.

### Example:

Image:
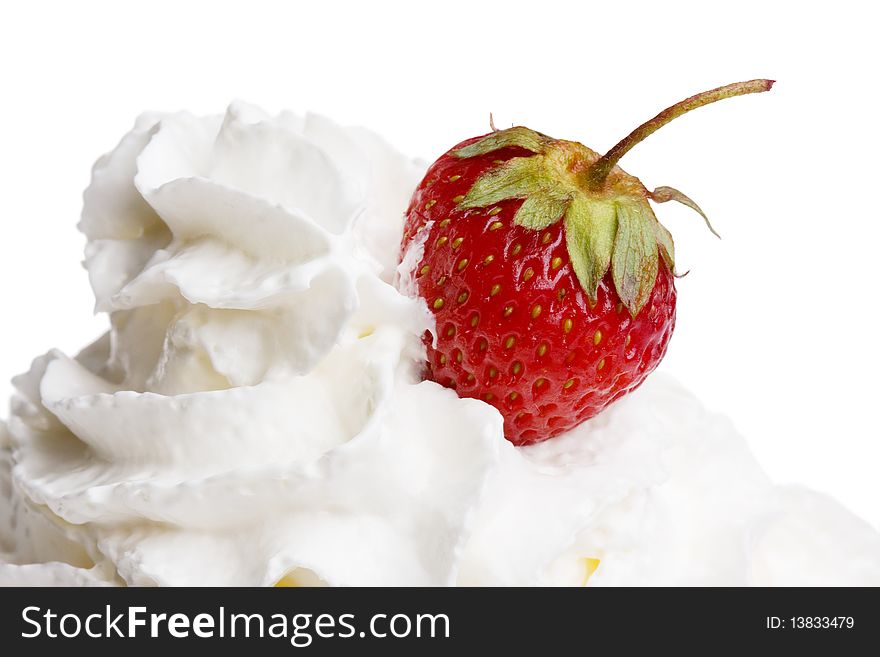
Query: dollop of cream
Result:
<box><xmin>2</xmin><ymin>104</ymin><xmax>878</xmax><ymax>586</ymax></box>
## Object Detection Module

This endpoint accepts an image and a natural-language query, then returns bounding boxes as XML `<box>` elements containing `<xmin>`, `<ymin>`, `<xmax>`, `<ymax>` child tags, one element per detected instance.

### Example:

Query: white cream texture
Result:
<box><xmin>1</xmin><ymin>104</ymin><xmax>878</xmax><ymax>586</ymax></box>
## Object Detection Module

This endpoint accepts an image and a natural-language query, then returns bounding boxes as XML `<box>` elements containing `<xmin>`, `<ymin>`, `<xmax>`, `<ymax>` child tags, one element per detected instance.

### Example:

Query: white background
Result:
<box><xmin>1</xmin><ymin>0</ymin><xmax>878</xmax><ymax>526</ymax></box>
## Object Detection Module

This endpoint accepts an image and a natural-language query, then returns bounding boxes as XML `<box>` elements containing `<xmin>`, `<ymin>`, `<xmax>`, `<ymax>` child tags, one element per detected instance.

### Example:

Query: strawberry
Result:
<box><xmin>400</xmin><ymin>80</ymin><xmax>773</xmax><ymax>445</ymax></box>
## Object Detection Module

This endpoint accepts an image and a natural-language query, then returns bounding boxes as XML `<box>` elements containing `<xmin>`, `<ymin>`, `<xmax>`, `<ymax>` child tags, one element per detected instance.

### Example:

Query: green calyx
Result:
<box><xmin>452</xmin><ymin>79</ymin><xmax>773</xmax><ymax>317</ymax></box>
<box><xmin>455</xmin><ymin>130</ymin><xmax>667</xmax><ymax>316</ymax></box>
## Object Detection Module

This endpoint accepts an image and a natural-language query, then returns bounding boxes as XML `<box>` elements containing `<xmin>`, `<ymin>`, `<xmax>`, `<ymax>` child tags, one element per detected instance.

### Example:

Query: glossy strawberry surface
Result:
<box><xmin>401</xmin><ymin>137</ymin><xmax>676</xmax><ymax>445</ymax></box>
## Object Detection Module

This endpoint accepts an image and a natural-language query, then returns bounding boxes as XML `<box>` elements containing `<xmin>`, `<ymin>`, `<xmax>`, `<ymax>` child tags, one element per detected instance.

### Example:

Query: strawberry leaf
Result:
<box><xmin>564</xmin><ymin>197</ymin><xmax>617</xmax><ymax>301</ymax></box>
<box><xmin>459</xmin><ymin>157</ymin><xmax>547</xmax><ymax>208</ymax></box>
<box><xmin>612</xmin><ymin>202</ymin><xmax>659</xmax><ymax>317</ymax></box>
<box><xmin>452</xmin><ymin>127</ymin><xmax>548</xmax><ymax>159</ymax></box>
<box><xmin>650</xmin><ymin>186</ymin><xmax>720</xmax><ymax>238</ymax></box>
<box><xmin>514</xmin><ymin>193</ymin><xmax>571</xmax><ymax>230</ymax></box>
<box><xmin>649</xmin><ymin>207</ymin><xmax>675</xmax><ymax>270</ymax></box>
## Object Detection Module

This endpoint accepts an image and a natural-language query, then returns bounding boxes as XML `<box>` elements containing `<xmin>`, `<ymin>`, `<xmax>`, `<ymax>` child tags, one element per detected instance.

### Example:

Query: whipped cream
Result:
<box><xmin>1</xmin><ymin>104</ymin><xmax>878</xmax><ymax>586</ymax></box>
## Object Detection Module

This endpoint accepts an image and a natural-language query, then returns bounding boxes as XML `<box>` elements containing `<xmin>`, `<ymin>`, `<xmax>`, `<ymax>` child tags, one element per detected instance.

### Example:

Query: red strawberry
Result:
<box><xmin>399</xmin><ymin>80</ymin><xmax>773</xmax><ymax>445</ymax></box>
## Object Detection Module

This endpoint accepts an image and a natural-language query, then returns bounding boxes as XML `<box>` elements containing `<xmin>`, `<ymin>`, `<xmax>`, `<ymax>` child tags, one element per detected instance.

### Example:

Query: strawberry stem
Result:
<box><xmin>586</xmin><ymin>79</ymin><xmax>774</xmax><ymax>191</ymax></box>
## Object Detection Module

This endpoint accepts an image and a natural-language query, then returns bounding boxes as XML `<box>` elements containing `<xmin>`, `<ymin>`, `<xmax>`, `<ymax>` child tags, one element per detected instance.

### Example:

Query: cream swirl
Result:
<box><xmin>1</xmin><ymin>105</ymin><xmax>878</xmax><ymax>586</ymax></box>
